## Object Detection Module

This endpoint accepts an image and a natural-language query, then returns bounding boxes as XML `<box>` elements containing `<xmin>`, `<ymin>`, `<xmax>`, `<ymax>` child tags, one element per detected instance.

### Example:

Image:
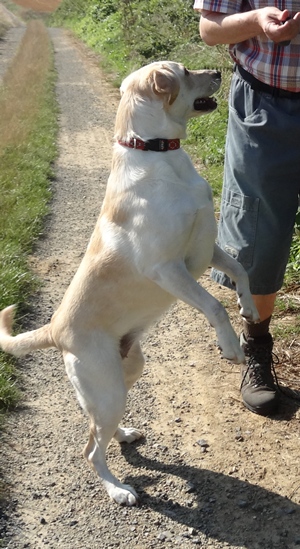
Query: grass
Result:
<box><xmin>0</xmin><ymin>0</ymin><xmax>20</xmax><ymax>36</ymax></box>
<box><xmin>0</xmin><ymin>19</ymin><xmax>58</xmax><ymax>416</ymax></box>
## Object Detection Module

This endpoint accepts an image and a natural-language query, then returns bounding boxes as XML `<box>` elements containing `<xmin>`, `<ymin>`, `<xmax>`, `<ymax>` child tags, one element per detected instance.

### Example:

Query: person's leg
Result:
<box><xmin>242</xmin><ymin>294</ymin><xmax>276</xmax><ymax>337</ymax></box>
<box><xmin>212</xmin><ymin>71</ymin><xmax>300</xmax><ymax>415</ymax></box>
<box><xmin>241</xmin><ymin>294</ymin><xmax>278</xmax><ymax>416</ymax></box>
<box><xmin>252</xmin><ymin>294</ymin><xmax>277</xmax><ymax>323</ymax></box>
<box><xmin>242</xmin><ymin>294</ymin><xmax>276</xmax><ymax>339</ymax></box>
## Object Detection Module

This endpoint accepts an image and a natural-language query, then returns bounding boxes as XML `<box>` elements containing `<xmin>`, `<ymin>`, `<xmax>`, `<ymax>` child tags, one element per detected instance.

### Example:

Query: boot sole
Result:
<box><xmin>242</xmin><ymin>396</ymin><xmax>280</xmax><ymax>416</ymax></box>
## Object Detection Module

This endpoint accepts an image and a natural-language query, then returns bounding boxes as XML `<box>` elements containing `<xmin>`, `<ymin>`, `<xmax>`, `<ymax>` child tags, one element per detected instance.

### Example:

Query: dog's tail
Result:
<box><xmin>0</xmin><ymin>305</ymin><xmax>54</xmax><ymax>357</ymax></box>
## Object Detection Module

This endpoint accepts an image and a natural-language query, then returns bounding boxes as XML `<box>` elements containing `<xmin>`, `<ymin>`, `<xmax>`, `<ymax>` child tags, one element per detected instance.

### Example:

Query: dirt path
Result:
<box><xmin>0</xmin><ymin>27</ymin><xmax>300</xmax><ymax>549</ymax></box>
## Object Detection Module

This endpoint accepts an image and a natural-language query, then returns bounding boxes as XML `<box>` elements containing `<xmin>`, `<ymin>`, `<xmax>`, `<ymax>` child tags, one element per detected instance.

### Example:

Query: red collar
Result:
<box><xmin>118</xmin><ymin>137</ymin><xmax>180</xmax><ymax>152</ymax></box>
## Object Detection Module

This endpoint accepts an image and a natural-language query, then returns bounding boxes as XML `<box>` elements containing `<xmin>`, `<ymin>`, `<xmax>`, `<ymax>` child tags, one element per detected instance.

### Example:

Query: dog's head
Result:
<box><xmin>115</xmin><ymin>61</ymin><xmax>221</xmax><ymax>141</ymax></box>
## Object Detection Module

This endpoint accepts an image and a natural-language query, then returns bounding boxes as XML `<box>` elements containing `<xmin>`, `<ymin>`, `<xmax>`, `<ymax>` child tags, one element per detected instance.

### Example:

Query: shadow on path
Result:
<box><xmin>121</xmin><ymin>441</ymin><xmax>300</xmax><ymax>548</ymax></box>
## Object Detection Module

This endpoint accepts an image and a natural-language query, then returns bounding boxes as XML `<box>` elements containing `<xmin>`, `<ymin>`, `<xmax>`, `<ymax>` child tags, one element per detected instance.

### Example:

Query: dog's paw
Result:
<box><xmin>217</xmin><ymin>332</ymin><xmax>245</xmax><ymax>364</ymax></box>
<box><xmin>114</xmin><ymin>427</ymin><xmax>143</xmax><ymax>444</ymax></box>
<box><xmin>110</xmin><ymin>484</ymin><xmax>139</xmax><ymax>506</ymax></box>
<box><xmin>240</xmin><ymin>306</ymin><xmax>260</xmax><ymax>324</ymax></box>
<box><xmin>237</xmin><ymin>297</ymin><xmax>260</xmax><ymax>324</ymax></box>
<box><xmin>219</xmin><ymin>344</ymin><xmax>245</xmax><ymax>364</ymax></box>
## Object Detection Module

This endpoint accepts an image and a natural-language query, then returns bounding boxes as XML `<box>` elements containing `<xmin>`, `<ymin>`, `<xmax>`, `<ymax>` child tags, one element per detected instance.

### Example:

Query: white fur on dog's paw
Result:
<box><xmin>225</xmin><ymin>347</ymin><xmax>245</xmax><ymax>364</ymax></box>
<box><xmin>219</xmin><ymin>345</ymin><xmax>245</xmax><ymax>364</ymax></box>
<box><xmin>217</xmin><ymin>333</ymin><xmax>245</xmax><ymax>364</ymax></box>
<box><xmin>114</xmin><ymin>427</ymin><xmax>143</xmax><ymax>443</ymax></box>
<box><xmin>240</xmin><ymin>307</ymin><xmax>260</xmax><ymax>324</ymax></box>
<box><xmin>238</xmin><ymin>299</ymin><xmax>260</xmax><ymax>324</ymax></box>
<box><xmin>109</xmin><ymin>484</ymin><xmax>139</xmax><ymax>506</ymax></box>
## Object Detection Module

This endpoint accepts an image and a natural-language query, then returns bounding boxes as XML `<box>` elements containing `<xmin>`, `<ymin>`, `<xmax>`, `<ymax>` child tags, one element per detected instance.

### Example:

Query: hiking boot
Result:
<box><xmin>240</xmin><ymin>333</ymin><xmax>279</xmax><ymax>416</ymax></box>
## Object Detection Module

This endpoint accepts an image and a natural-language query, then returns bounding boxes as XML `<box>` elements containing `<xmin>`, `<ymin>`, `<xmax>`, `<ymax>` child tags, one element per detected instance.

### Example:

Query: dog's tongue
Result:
<box><xmin>194</xmin><ymin>97</ymin><xmax>217</xmax><ymax>111</ymax></box>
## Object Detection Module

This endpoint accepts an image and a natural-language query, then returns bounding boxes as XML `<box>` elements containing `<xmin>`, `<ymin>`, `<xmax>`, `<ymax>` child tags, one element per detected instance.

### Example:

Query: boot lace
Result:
<box><xmin>241</xmin><ymin>341</ymin><xmax>300</xmax><ymax>403</ymax></box>
<box><xmin>241</xmin><ymin>344</ymin><xmax>279</xmax><ymax>390</ymax></box>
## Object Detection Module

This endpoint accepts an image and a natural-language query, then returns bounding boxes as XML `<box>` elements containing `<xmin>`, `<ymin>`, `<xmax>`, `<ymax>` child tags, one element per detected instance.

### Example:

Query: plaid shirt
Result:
<box><xmin>194</xmin><ymin>0</ymin><xmax>300</xmax><ymax>91</ymax></box>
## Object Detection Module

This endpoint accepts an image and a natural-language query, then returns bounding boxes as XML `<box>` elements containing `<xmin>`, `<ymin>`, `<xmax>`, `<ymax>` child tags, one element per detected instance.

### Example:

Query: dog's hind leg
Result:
<box><xmin>63</xmin><ymin>341</ymin><xmax>140</xmax><ymax>506</ymax></box>
<box><xmin>114</xmin><ymin>339</ymin><xmax>144</xmax><ymax>444</ymax></box>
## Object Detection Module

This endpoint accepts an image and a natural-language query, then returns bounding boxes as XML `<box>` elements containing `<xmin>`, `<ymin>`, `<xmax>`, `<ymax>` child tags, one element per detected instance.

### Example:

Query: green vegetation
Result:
<box><xmin>285</xmin><ymin>212</ymin><xmax>300</xmax><ymax>285</ymax></box>
<box><xmin>0</xmin><ymin>19</ymin><xmax>58</xmax><ymax>414</ymax></box>
<box><xmin>273</xmin><ymin>317</ymin><xmax>300</xmax><ymax>339</ymax></box>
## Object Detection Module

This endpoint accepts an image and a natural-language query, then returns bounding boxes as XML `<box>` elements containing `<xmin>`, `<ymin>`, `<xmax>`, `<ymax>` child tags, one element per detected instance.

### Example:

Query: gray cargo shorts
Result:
<box><xmin>212</xmin><ymin>69</ymin><xmax>300</xmax><ymax>295</ymax></box>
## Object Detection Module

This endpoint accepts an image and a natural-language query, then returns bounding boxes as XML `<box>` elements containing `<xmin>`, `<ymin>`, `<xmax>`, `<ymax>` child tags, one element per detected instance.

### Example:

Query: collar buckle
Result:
<box><xmin>158</xmin><ymin>139</ymin><xmax>168</xmax><ymax>151</ymax></box>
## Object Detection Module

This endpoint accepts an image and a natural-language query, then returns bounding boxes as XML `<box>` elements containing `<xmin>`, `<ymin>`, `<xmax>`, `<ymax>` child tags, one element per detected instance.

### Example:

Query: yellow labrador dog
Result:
<box><xmin>0</xmin><ymin>61</ymin><xmax>259</xmax><ymax>506</ymax></box>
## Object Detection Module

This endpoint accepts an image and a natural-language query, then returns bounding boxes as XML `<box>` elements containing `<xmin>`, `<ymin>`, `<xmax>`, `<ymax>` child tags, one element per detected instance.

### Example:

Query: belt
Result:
<box><xmin>235</xmin><ymin>64</ymin><xmax>300</xmax><ymax>100</ymax></box>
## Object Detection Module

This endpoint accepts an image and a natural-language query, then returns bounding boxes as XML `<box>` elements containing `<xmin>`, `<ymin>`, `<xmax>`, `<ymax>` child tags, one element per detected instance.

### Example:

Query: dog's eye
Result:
<box><xmin>184</xmin><ymin>68</ymin><xmax>189</xmax><ymax>76</ymax></box>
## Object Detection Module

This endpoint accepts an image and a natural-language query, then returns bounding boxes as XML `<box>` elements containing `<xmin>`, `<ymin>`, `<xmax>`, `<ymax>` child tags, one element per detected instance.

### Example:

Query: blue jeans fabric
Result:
<box><xmin>211</xmin><ymin>70</ymin><xmax>300</xmax><ymax>295</ymax></box>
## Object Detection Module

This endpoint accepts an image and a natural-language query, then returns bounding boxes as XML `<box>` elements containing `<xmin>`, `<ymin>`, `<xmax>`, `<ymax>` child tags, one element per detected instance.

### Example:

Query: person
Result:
<box><xmin>193</xmin><ymin>0</ymin><xmax>300</xmax><ymax>416</ymax></box>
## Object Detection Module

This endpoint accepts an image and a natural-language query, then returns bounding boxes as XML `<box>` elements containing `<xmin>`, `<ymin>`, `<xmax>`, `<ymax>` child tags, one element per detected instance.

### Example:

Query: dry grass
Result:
<box><xmin>0</xmin><ymin>21</ymin><xmax>9</xmax><ymax>38</ymax></box>
<box><xmin>9</xmin><ymin>0</ymin><xmax>62</xmax><ymax>13</ymax></box>
<box><xmin>272</xmin><ymin>291</ymin><xmax>300</xmax><ymax>399</ymax></box>
<box><xmin>0</xmin><ymin>18</ymin><xmax>58</xmax><ymax>411</ymax></box>
<box><xmin>0</xmin><ymin>4</ymin><xmax>19</xmax><ymax>37</ymax></box>
<box><xmin>0</xmin><ymin>19</ymin><xmax>52</xmax><ymax>153</ymax></box>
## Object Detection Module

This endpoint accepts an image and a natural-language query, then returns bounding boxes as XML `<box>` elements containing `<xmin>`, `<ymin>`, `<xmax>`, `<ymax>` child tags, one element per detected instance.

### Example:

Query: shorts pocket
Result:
<box><xmin>230</xmin><ymin>73</ymin><xmax>265</xmax><ymax>123</ymax></box>
<box><xmin>217</xmin><ymin>188</ymin><xmax>259</xmax><ymax>269</ymax></box>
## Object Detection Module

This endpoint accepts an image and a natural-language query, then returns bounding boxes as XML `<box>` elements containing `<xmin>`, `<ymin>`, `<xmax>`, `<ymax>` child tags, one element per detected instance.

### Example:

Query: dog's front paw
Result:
<box><xmin>238</xmin><ymin>296</ymin><xmax>260</xmax><ymax>324</ymax></box>
<box><xmin>217</xmin><ymin>329</ymin><xmax>245</xmax><ymax>364</ymax></box>
<box><xmin>114</xmin><ymin>427</ymin><xmax>143</xmax><ymax>443</ymax></box>
<box><xmin>109</xmin><ymin>484</ymin><xmax>139</xmax><ymax>506</ymax></box>
<box><xmin>219</xmin><ymin>343</ymin><xmax>245</xmax><ymax>364</ymax></box>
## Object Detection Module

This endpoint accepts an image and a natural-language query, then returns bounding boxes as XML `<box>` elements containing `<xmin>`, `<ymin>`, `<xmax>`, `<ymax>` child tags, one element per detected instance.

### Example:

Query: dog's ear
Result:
<box><xmin>150</xmin><ymin>67</ymin><xmax>180</xmax><ymax>106</ymax></box>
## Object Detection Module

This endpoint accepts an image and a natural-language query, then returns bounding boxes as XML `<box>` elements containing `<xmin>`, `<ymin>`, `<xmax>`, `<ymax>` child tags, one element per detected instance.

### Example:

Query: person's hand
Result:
<box><xmin>257</xmin><ymin>7</ymin><xmax>300</xmax><ymax>43</ymax></box>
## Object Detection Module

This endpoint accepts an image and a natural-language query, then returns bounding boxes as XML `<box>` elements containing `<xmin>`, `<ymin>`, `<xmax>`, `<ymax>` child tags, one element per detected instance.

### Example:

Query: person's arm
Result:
<box><xmin>200</xmin><ymin>7</ymin><xmax>300</xmax><ymax>46</ymax></box>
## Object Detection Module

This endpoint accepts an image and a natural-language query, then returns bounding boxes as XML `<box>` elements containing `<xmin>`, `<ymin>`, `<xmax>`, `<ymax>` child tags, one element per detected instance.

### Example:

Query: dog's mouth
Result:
<box><xmin>194</xmin><ymin>97</ymin><xmax>217</xmax><ymax>111</ymax></box>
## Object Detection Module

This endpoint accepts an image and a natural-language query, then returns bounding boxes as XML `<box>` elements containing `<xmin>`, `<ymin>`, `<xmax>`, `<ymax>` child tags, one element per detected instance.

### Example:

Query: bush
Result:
<box><xmin>90</xmin><ymin>0</ymin><xmax>118</xmax><ymax>22</ymax></box>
